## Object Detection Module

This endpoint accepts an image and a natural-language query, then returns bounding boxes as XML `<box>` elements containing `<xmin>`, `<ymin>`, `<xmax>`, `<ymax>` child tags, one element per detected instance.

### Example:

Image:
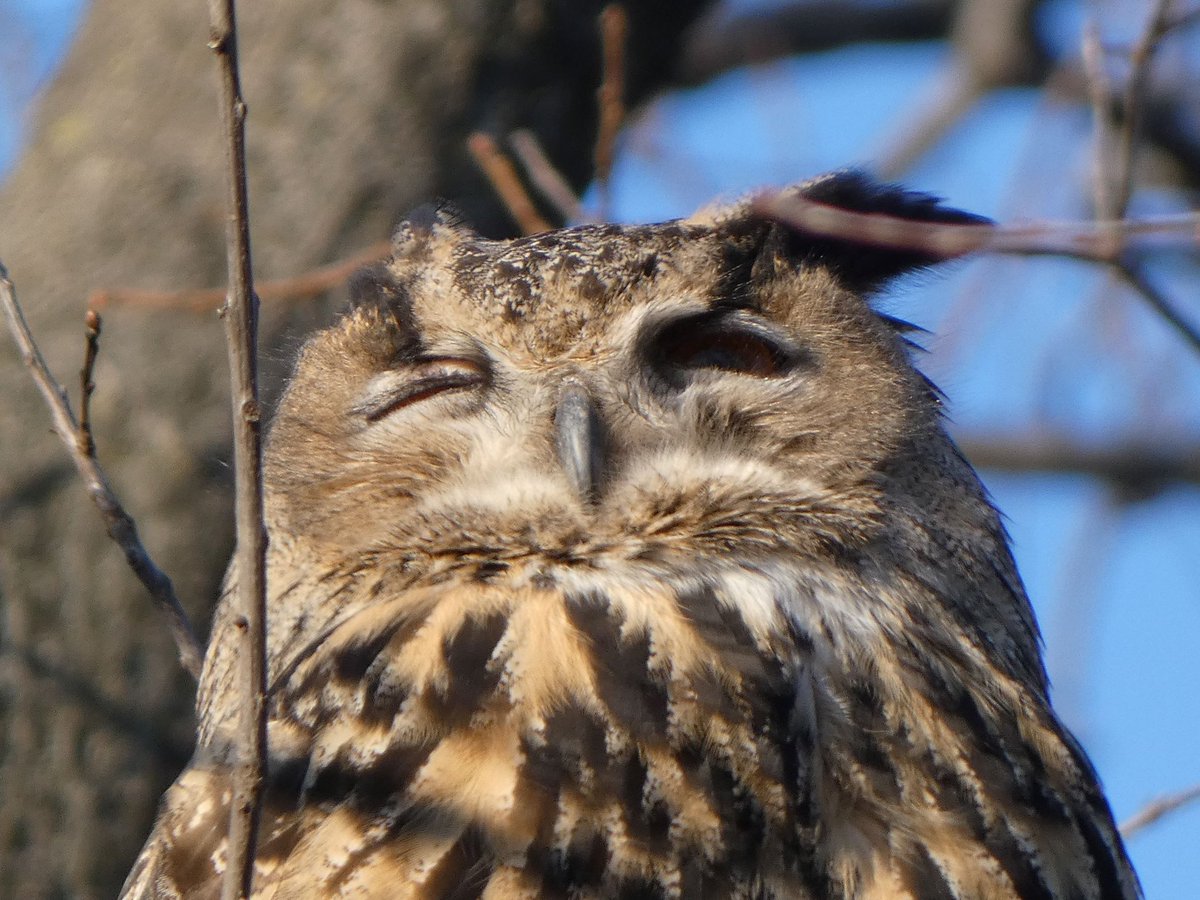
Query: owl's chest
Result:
<box><xmin>252</xmin><ymin>562</ymin><xmax>1095</xmax><ymax>899</ymax></box>
<box><xmin>255</xmin><ymin>567</ymin><xmax>845</xmax><ymax>897</ymax></box>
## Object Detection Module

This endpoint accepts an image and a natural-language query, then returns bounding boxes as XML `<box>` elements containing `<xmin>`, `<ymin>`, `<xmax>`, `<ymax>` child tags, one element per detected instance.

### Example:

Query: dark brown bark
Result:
<box><xmin>0</xmin><ymin>1</ymin><xmax>711</xmax><ymax>895</ymax></box>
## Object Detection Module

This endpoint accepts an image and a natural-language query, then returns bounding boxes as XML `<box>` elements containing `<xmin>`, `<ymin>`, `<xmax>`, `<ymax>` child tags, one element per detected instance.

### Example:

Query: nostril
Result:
<box><xmin>554</xmin><ymin>381</ymin><xmax>605</xmax><ymax>502</ymax></box>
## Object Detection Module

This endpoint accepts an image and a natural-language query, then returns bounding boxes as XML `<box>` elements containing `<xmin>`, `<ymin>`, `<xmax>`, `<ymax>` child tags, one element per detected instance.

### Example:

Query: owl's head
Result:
<box><xmin>265</xmin><ymin>171</ymin><xmax>1008</xmax><ymax>607</ymax></box>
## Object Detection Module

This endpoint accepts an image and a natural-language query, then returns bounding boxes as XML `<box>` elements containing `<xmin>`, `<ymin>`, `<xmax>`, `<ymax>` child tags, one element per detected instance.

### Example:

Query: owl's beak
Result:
<box><xmin>554</xmin><ymin>380</ymin><xmax>605</xmax><ymax>503</ymax></box>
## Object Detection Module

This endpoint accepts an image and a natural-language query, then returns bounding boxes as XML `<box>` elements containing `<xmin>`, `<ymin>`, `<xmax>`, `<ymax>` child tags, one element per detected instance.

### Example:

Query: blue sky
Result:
<box><xmin>3</xmin><ymin>1</ymin><xmax>1198</xmax><ymax>896</ymax></box>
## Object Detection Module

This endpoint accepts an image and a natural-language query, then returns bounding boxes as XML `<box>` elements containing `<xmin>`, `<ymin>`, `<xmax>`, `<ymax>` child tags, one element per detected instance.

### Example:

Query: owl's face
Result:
<box><xmin>267</xmin><ymin>179</ymin><xmax>960</xmax><ymax>581</ymax></box>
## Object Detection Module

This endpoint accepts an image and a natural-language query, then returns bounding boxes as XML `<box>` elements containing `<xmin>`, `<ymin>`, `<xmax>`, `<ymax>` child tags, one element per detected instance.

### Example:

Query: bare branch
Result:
<box><xmin>877</xmin><ymin>70</ymin><xmax>983</xmax><ymax>178</ymax></box>
<box><xmin>78</xmin><ymin>309</ymin><xmax>101</xmax><ymax>458</ymax></box>
<box><xmin>1166</xmin><ymin>8</ymin><xmax>1200</xmax><ymax>32</ymax></box>
<box><xmin>509</xmin><ymin>129</ymin><xmax>586</xmax><ymax>225</ymax></box>
<box><xmin>468</xmin><ymin>132</ymin><xmax>552</xmax><ymax>236</ymax></box>
<box><xmin>1121</xmin><ymin>783</ymin><xmax>1200</xmax><ymax>838</ymax></box>
<box><xmin>1085</xmin><ymin>1</ymin><xmax>1179</xmax><ymax>221</ymax></box>
<box><xmin>1112</xmin><ymin>0</ymin><xmax>1181</xmax><ymax>217</ymax></box>
<box><xmin>594</xmin><ymin>4</ymin><xmax>628</xmax><ymax>222</ymax></box>
<box><xmin>757</xmin><ymin>191</ymin><xmax>1200</xmax><ymax>261</ymax></box>
<box><xmin>1082</xmin><ymin>20</ymin><xmax>1117</xmax><ymax>219</ymax></box>
<box><xmin>948</xmin><ymin>0</ymin><xmax>1045</xmax><ymax>86</ymax></box>
<box><xmin>0</xmin><ymin>265</ymin><xmax>203</xmax><ymax>679</ymax></box>
<box><xmin>205</xmin><ymin>0</ymin><xmax>268</xmax><ymax>896</ymax></box>
<box><xmin>91</xmin><ymin>241</ymin><xmax>391</xmax><ymax>314</ymax></box>
<box><xmin>879</xmin><ymin>0</ymin><xmax>1045</xmax><ymax>175</ymax></box>
<box><xmin>1112</xmin><ymin>261</ymin><xmax>1200</xmax><ymax>355</ymax></box>
<box><xmin>760</xmin><ymin>187</ymin><xmax>1200</xmax><ymax>354</ymax></box>
<box><xmin>957</xmin><ymin>432</ymin><xmax>1200</xmax><ymax>491</ymax></box>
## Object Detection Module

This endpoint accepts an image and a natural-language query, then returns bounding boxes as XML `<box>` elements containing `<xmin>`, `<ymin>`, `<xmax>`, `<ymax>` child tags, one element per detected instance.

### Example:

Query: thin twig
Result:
<box><xmin>877</xmin><ymin>69</ymin><xmax>982</xmax><ymax>178</ymax></box>
<box><xmin>509</xmin><ymin>128</ymin><xmax>586</xmax><ymax>224</ymax></box>
<box><xmin>90</xmin><ymin>241</ymin><xmax>391</xmax><ymax>314</ymax></box>
<box><xmin>957</xmin><ymin>431</ymin><xmax>1200</xmax><ymax>489</ymax></box>
<box><xmin>1121</xmin><ymin>783</ymin><xmax>1200</xmax><ymax>838</ymax></box>
<box><xmin>757</xmin><ymin>192</ymin><xmax>1200</xmax><ymax>261</ymax></box>
<box><xmin>1114</xmin><ymin>0</ymin><xmax>1178</xmax><ymax>218</ymax></box>
<box><xmin>79</xmin><ymin>309</ymin><xmax>101</xmax><ymax>457</ymax></box>
<box><xmin>467</xmin><ymin>131</ymin><xmax>552</xmax><ymax>235</ymax></box>
<box><xmin>758</xmin><ymin>193</ymin><xmax>1200</xmax><ymax>352</ymax></box>
<box><xmin>1167</xmin><ymin>8</ymin><xmax>1200</xmax><ymax>32</ymax></box>
<box><xmin>1086</xmin><ymin>0</ymin><xmax>1179</xmax><ymax>220</ymax></box>
<box><xmin>1078</xmin><ymin>3</ymin><xmax>1200</xmax><ymax>353</ymax></box>
<box><xmin>1082</xmin><ymin>19</ymin><xmax>1119</xmax><ymax>219</ymax></box>
<box><xmin>205</xmin><ymin>1</ymin><xmax>268</xmax><ymax>897</ymax></box>
<box><xmin>1113</xmin><ymin>260</ymin><xmax>1200</xmax><ymax>355</ymax></box>
<box><xmin>594</xmin><ymin>4</ymin><xmax>628</xmax><ymax>222</ymax></box>
<box><xmin>881</xmin><ymin>0</ymin><xmax>1043</xmax><ymax>176</ymax></box>
<box><xmin>0</xmin><ymin>265</ymin><xmax>203</xmax><ymax>679</ymax></box>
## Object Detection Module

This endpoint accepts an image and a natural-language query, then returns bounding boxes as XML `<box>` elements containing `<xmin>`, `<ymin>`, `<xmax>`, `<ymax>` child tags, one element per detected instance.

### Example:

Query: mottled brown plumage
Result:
<box><xmin>123</xmin><ymin>173</ymin><xmax>1141</xmax><ymax>899</ymax></box>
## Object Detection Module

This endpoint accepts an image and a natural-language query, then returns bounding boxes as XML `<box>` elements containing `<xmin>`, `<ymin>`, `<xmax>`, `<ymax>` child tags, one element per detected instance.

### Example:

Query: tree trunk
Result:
<box><xmin>0</xmin><ymin>1</ymin><xmax>711</xmax><ymax>895</ymax></box>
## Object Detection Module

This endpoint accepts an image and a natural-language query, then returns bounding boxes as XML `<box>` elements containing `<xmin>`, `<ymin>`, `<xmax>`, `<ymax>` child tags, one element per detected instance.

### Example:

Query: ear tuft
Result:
<box><xmin>345</xmin><ymin>264</ymin><xmax>421</xmax><ymax>357</ymax></box>
<box><xmin>347</xmin><ymin>264</ymin><xmax>405</xmax><ymax>312</ymax></box>
<box><xmin>794</xmin><ymin>170</ymin><xmax>983</xmax><ymax>226</ymax></box>
<box><xmin>768</xmin><ymin>169</ymin><xmax>990</xmax><ymax>291</ymax></box>
<box><xmin>391</xmin><ymin>200</ymin><xmax>475</xmax><ymax>257</ymax></box>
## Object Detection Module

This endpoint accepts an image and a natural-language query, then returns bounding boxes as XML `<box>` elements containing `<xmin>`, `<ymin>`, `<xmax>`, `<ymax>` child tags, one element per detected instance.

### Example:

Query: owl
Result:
<box><xmin>123</xmin><ymin>172</ymin><xmax>1141</xmax><ymax>899</ymax></box>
